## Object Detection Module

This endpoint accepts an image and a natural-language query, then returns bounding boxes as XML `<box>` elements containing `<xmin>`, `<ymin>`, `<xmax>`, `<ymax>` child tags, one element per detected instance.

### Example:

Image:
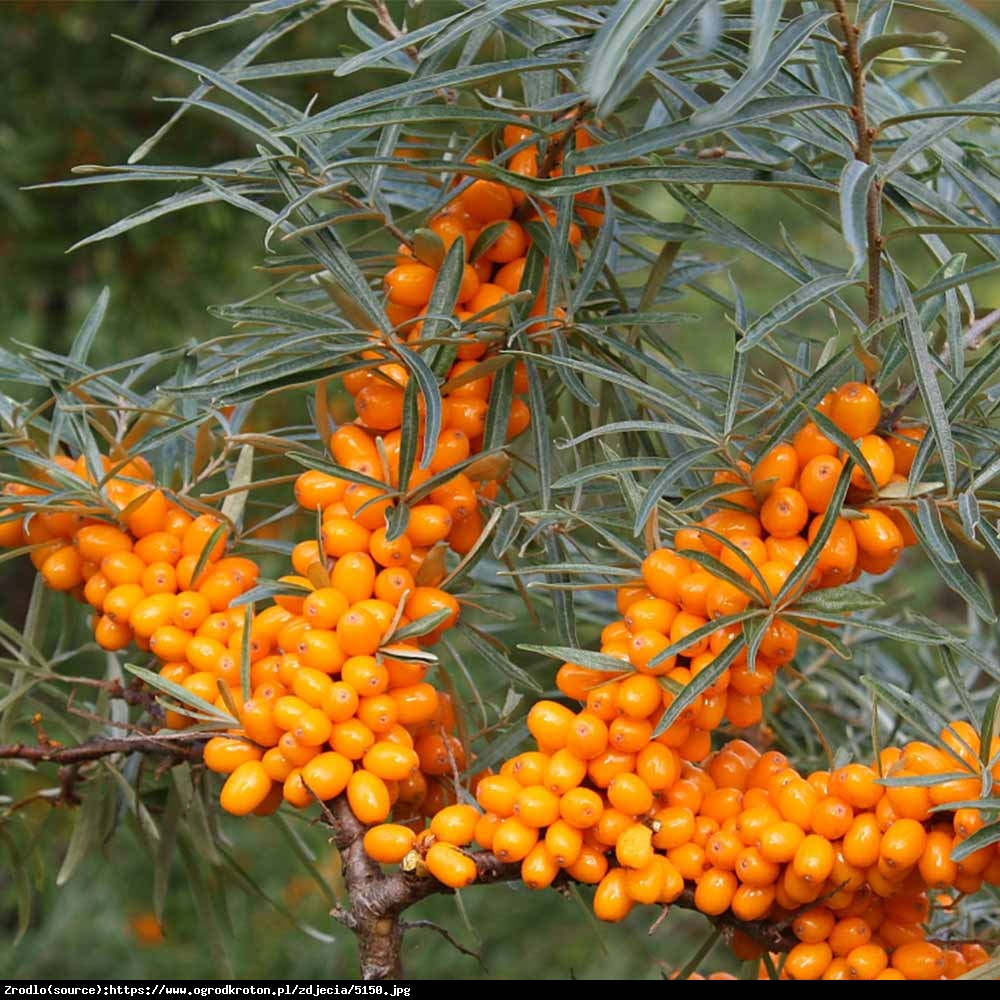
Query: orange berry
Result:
<box><xmin>794</xmin><ymin>421</ymin><xmax>839</xmax><ymax>464</ymax></box>
<box><xmin>593</xmin><ymin>868</ymin><xmax>633</xmax><ymax>923</ymax></box>
<box><xmin>752</xmin><ymin>444</ymin><xmax>799</xmax><ymax>496</ymax></box>
<box><xmin>785</xmin><ymin>941</ymin><xmax>833</xmax><ymax>980</ymax></box>
<box><xmin>220</xmin><ymin>761</ymin><xmax>273</xmax><ymax>816</ymax></box>
<box><xmin>641</xmin><ymin>548</ymin><xmax>690</xmax><ymax>603</ymax></box>
<box><xmin>346</xmin><ymin>769</ymin><xmax>391</xmax><ymax>825</ymax></box>
<box><xmin>760</xmin><ymin>487</ymin><xmax>810</xmax><ymax>539</ymax></box>
<box><xmin>830</xmin><ymin>382</ymin><xmax>881</xmax><ymax>439</ymax></box>
<box><xmin>385</xmin><ymin>262</ymin><xmax>437</xmax><ymax>308</ymax></box>
<box><xmin>492</xmin><ymin>817</ymin><xmax>539</xmax><ymax>862</ymax></box>
<box><xmin>887</xmin><ymin>425</ymin><xmax>925</xmax><ymax>476</ymax></box>
<box><xmin>848</xmin><ymin>434</ymin><xmax>895</xmax><ymax>490</ymax></box>
<box><xmin>694</xmin><ymin>868</ymin><xmax>738</xmax><ymax>916</ymax></box>
<box><xmin>364</xmin><ymin>824</ymin><xmax>416</xmax><ymax>864</ymax></box>
<box><xmin>607</xmin><ymin>772</ymin><xmax>654</xmax><ymax>816</ymax></box>
<box><xmin>461</xmin><ymin>179</ymin><xmax>514</xmax><ymax>223</ymax></box>
<box><xmin>559</xmin><ymin>787</ymin><xmax>604</xmax><ymax>829</ymax></box>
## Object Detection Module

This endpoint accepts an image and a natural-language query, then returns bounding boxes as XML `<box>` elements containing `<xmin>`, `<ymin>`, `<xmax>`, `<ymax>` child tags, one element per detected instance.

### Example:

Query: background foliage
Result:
<box><xmin>2</xmin><ymin>0</ymin><xmax>999</xmax><ymax>980</ymax></box>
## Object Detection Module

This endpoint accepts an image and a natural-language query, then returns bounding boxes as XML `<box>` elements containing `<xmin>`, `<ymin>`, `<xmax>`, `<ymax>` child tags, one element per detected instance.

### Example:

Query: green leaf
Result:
<box><xmin>906</xmin><ymin>511</ymin><xmax>996</xmax><ymax>622</ymax></box>
<box><xmin>691</xmin><ymin>10</ymin><xmax>833</xmax><ymax>127</ymax></box>
<box><xmin>915</xmin><ymin>498</ymin><xmax>959</xmax><ymax>564</ymax></box>
<box><xmin>123</xmin><ymin>663</ymin><xmax>237</xmax><ymax>726</ymax></box>
<box><xmin>859</xmin><ymin>31</ymin><xmax>949</xmax><ymax>64</ymax></box>
<box><xmin>578</xmin><ymin>96</ymin><xmax>843</xmax><ymax>167</ymax></box>
<box><xmin>594</xmin><ymin>0</ymin><xmax>706</xmax><ymax>117</ymax></box>
<box><xmin>950</xmin><ymin>821</ymin><xmax>1000</xmax><ymax>862</ymax></box>
<box><xmin>885</xmin><ymin>76</ymin><xmax>1000</xmax><ymax>176</ymax></box>
<box><xmin>57</xmin><ymin>783</ymin><xmax>109</xmax><ymax>886</ymax></box>
<box><xmin>220</xmin><ymin>445</ymin><xmax>255</xmax><ymax>531</ymax></box>
<box><xmin>282</xmin><ymin>57</ymin><xmax>568</xmax><ymax>135</ymax></box>
<box><xmin>737</xmin><ymin>275</ymin><xmax>859</xmax><ymax>353</ymax></box>
<box><xmin>462</xmin><ymin>624</ymin><xmax>543</xmax><ymax>693</ymax></box>
<box><xmin>892</xmin><ymin>265</ymin><xmax>957</xmax><ymax>495</ymax></box>
<box><xmin>839</xmin><ymin>161</ymin><xmax>878</xmax><ymax>278</ymax></box>
<box><xmin>791</xmin><ymin>586</ymin><xmax>884</xmax><ymax>614</ymax></box>
<box><xmin>581</xmin><ymin>0</ymin><xmax>663</xmax><ymax>111</ymax></box>
<box><xmin>69</xmin><ymin>287</ymin><xmax>110</xmax><ymax>365</ymax></box>
<box><xmin>518</xmin><ymin>645</ymin><xmax>634</xmax><ymax>675</ymax></box>
<box><xmin>129</xmin><ymin>0</ymin><xmax>329</xmax><ymax>162</ymax></box>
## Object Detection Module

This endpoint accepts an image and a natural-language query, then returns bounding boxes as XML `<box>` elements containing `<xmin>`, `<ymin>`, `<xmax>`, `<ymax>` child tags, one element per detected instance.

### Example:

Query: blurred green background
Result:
<box><xmin>1</xmin><ymin>0</ymin><xmax>997</xmax><ymax>982</ymax></box>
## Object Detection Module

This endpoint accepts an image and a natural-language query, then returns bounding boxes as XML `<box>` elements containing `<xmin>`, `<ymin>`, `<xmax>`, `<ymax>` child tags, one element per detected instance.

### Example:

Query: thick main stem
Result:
<box><xmin>834</xmin><ymin>0</ymin><xmax>882</xmax><ymax>327</ymax></box>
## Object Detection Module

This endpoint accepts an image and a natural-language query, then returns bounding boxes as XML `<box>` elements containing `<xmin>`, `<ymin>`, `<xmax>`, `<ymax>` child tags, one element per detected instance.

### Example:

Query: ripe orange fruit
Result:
<box><xmin>830</xmin><ymin>382</ymin><xmax>881</xmax><ymax>439</ymax></box>
<box><xmin>220</xmin><ymin>761</ymin><xmax>273</xmax><ymax>816</ymax></box>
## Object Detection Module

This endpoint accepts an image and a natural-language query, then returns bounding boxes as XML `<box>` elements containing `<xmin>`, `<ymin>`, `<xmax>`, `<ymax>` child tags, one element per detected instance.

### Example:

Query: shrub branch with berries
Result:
<box><xmin>3</xmin><ymin>0</ymin><xmax>1000</xmax><ymax>983</ymax></box>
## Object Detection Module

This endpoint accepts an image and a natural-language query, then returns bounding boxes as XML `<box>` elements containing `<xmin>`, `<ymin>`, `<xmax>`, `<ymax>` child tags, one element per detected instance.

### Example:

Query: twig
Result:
<box><xmin>0</xmin><ymin>734</ymin><xmax>208</xmax><ymax>765</ymax></box>
<box><xmin>401</xmin><ymin>919</ymin><xmax>486</xmax><ymax>969</ymax></box>
<box><xmin>834</xmin><ymin>0</ymin><xmax>882</xmax><ymax>327</ymax></box>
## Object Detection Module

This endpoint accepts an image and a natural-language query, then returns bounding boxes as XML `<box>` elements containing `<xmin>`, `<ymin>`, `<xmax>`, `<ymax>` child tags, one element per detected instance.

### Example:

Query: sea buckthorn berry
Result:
<box><xmin>204</xmin><ymin>737</ymin><xmax>262</xmax><ymax>775</ymax></box>
<box><xmin>846</xmin><ymin>944</ymin><xmax>888</xmax><ymax>980</ymax></box>
<box><xmin>363</xmin><ymin>742</ymin><xmax>419</xmax><ymax>782</ymax></box>
<box><xmin>890</xmin><ymin>942</ymin><xmax>945</xmax><ymax>979</ymax></box>
<box><xmin>425</xmin><ymin>842</ymin><xmax>478</xmax><ymax>889</ymax></box>
<box><xmin>544</xmin><ymin>820</ymin><xmax>583</xmax><ymax>867</ymax></box>
<box><xmin>811</xmin><ymin>796</ymin><xmax>854</xmax><ymax>840</ymax></box>
<box><xmin>461</xmin><ymin>179</ymin><xmax>514</xmax><ymax>224</ymax></box>
<box><xmin>514</xmin><ymin>785</ymin><xmax>561</xmax><ymax>829</ymax></box>
<box><xmin>336</xmin><ymin>607</ymin><xmax>383</xmax><ymax>657</ymax></box>
<box><xmin>364</xmin><ymin>824</ymin><xmax>416</xmax><ymax>864</ymax></box>
<box><xmin>760</xmin><ymin>487</ymin><xmax>809</xmax><ymax>539</ymax></box>
<box><xmin>295</xmin><ymin>470</ymin><xmax>347</xmax><ymax>511</ymax></box>
<box><xmin>322</xmin><ymin>516</ymin><xmax>372</xmax><ymax>558</ymax></box>
<box><xmin>492</xmin><ymin>817</ymin><xmax>539</xmax><ymax>862</ymax></box>
<box><xmin>476</xmin><ymin>774</ymin><xmax>521</xmax><ymax>817</ymax></box>
<box><xmin>799</xmin><ymin>455</ymin><xmax>844</xmax><ymax>513</ymax></box>
<box><xmin>758</xmin><ymin>820</ymin><xmax>806</xmax><ymax>863</ymax></box>
<box><xmin>593</xmin><ymin>869</ymin><xmax>633</xmax><ymax>923</ymax></box>
<box><xmin>641</xmin><ymin>549</ymin><xmax>689</xmax><ymax>603</ymax></box>
<box><xmin>785</xmin><ymin>941</ymin><xmax>833</xmax><ymax>981</ymax></box>
<box><xmin>792</xmin><ymin>906</ymin><xmax>835</xmax><ymax>944</ymax></box>
<box><xmin>624</xmin><ymin>858</ymin><xmax>667</xmax><ymax>904</ymax></box>
<box><xmin>521</xmin><ymin>842</ymin><xmax>560</xmax><ymax>890</ymax></box>
<box><xmin>616</xmin><ymin>823</ymin><xmax>654</xmax><ymax>870</ymax></box>
<box><xmin>879</xmin><ymin>817</ymin><xmax>926</xmax><ymax>871</ymax></box>
<box><xmin>694</xmin><ymin>868</ymin><xmax>738</xmax><ymax>916</ymax></box>
<box><xmin>831</xmin><ymin>764</ymin><xmax>883</xmax><ymax>809</ymax></box>
<box><xmin>385</xmin><ymin>262</ymin><xmax>437</xmax><ymax>307</ymax></box>
<box><xmin>607</xmin><ymin>772</ymin><xmax>654</xmax><ymax>817</ymax></box>
<box><xmin>830</xmin><ymin>382</ymin><xmax>881</xmax><ymax>439</ymax></box>
<box><xmin>430</xmin><ymin>804</ymin><xmax>481</xmax><ymax>847</ymax></box>
<box><xmin>851</xmin><ymin>508</ymin><xmax>903</xmax><ymax>558</ymax></box>
<box><xmin>220</xmin><ymin>762</ymin><xmax>273</xmax><ymax>816</ymax></box>
<box><xmin>752</xmin><ymin>443</ymin><xmax>799</xmax><ymax>496</ymax></box>
<box><xmin>887</xmin><ymin>425</ymin><xmax>926</xmax><ymax>476</ymax></box>
<box><xmin>559</xmin><ymin>787</ymin><xmax>604</xmax><ymax>829</ymax></box>
<box><xmin>300</xmin><ymin>752</ymin><xmax>353</xmax><ymax>801</ymax></box>
<box><xmin>76</xmin><ymin>524</ymin><xmax>133</xmax><ymax>563</ymax></box>
<box><xmin>565</xmin><ymin>712</ymin><xmax>609</xmax><ymax>760</ymax></box>
<box><xmin>829</xmin><ymin>916</ymin><xmax>871</xmax><ymax>956</ymax></box>
<box><xmin>347</xmin><ymin>769</ymin><xmax>391</xmax><ymax>825</ymax></box>
<box><xmin>842</xmin><ymin>813</ymin><xmax>882</xmax><ymax>868</ymax></box>
<box><xmin>526</xmin><ymin>700</ymin><xmax>575</xmax><ymax>752</ymax></box>
<box><xmin>628</xmin><ymin>628</ymin><xmax>673</xmax><ymax>674</ymax></box>
<box><xmin>849</xmin><ymin>434</ymin><xmax>895</xmax><ymax>489</ymax></box>
<box><xmin>794</xmin><ymin>421</ymin><xmax>838</xmax><ymax>464</ymax></box>
<box><xmin>566</xmin><ymin>845</ymin><xmax>609</xmax><ymax>885</ymax></box>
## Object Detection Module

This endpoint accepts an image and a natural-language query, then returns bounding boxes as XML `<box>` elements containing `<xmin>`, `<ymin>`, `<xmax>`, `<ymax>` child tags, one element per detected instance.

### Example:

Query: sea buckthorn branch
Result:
<box><xmin>834</xmin><ymin>0</ymin><xmax>883</xmax><ymax>326</ymax></box>
<box><xmin>0</xmin><ymin>733</ymin><xmax>207</xmax><ymax>765</ymax></box>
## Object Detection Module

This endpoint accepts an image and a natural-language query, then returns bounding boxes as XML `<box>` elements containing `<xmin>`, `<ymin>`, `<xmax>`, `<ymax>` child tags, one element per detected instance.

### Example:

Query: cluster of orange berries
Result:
<box><xmin>584</xmin><ymin>380</ymin><xmax>925</xmax><ymax>742</ymax></box>
<box><xmin>382</xmin><ymin>117</ymin><xmax>601</xmax><ymax>350</ymax></box>
<box><xmin>0</xmin><ymin>454</ymin><xmax>256</xmax><ymax>659</ymax></box>
<box><xmin>202</xmin><ymin>453</ymin><xmax>476</xmax><ymax>821</ymax></box>
<box><xmin>367</xmin><ymin>720</ymin><xmax>998</xmax><ymax>979</ymax></box>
